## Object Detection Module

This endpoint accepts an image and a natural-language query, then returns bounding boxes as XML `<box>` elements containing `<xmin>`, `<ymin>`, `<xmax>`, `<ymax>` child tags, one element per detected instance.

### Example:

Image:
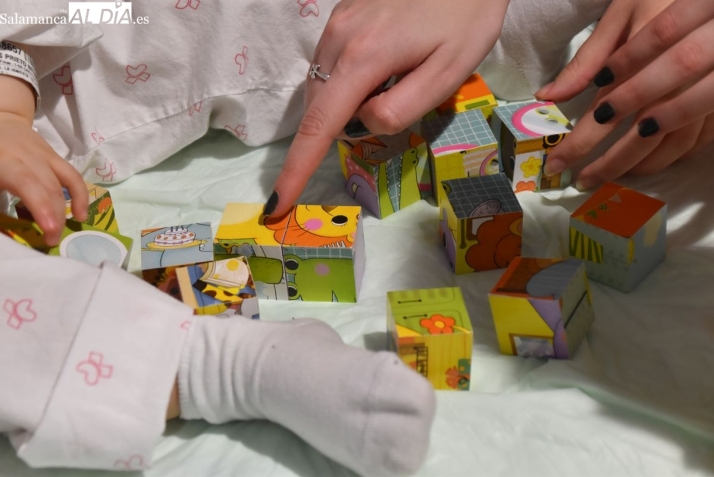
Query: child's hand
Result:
<box><xmin>266</xmin><ymin>0</ymin><xmax>510</xmax><ymax>216</ymax></box>
<box><xmin>0</xmin><ymin>113</ymin><xmax>88</xmax><ymax>246</ymax></box>
<box><xmin>536</xmin><ymin>0</ymin><xmax>714</xmax><ymax>189</ymax></box>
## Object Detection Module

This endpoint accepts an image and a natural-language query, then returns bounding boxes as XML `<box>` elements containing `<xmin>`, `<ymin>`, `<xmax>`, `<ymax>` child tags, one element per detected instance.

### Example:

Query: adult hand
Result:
<box><xmin>265</xmin><ymin>0</ymin><xmax>510</xmax><ymax>216</ymax></box>
<box><xmin>537</xmin><ymin>0</ymin><xmax>714</xmax><ymax>189</ymax></box>
<box><xmin>0</xmin><ymin>74</ymin><xmax>86</xmax><ymax>246</ymax></box>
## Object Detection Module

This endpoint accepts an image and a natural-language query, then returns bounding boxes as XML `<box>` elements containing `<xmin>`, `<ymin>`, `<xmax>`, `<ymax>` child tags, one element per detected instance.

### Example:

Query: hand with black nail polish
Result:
<box><xmin>538</xmin><ymin>0</ymin><xmax>714</xmax><ymax>188</ymax></box>
<box><xmin>264</xmin><ymin>0</ymin><xmax>511</xmax><ymax>217</ymax></box>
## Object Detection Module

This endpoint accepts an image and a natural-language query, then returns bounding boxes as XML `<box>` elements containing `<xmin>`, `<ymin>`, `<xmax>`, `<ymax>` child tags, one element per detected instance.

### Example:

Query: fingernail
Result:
<box><xmin>593</xmin><ymin>67</ymin><xmax>615</xmax><ymax>87</ymax></box>
<box><xmin>544</xmin><ymin>158</ymin><xmax>566</xmax><ymax>176</ymax></box>
<box><xmin>263</xmin><ymin>191</ymin><xmax>279</xmax><ymax>217</ymax></box>
<box><xmin>638</xmin><ymin>117</ymin><xmax>660</xmax><ymax>138</ymax></box>
<box><xmin>535</xmin><ymin>82</ymin><xmax>554</xmax><ymax>100</ymax></box>
<box><xmin>594</xmin><ymin>102</ymin><xmax>616</xmax><ymax>124</ymax></box>
<box><xmin>575</xmin><ymin>176</ymin><xmax>601</xmax><ymax>192</ymax></box>
<box><xmin>344</xmin><ymin>119</ymin><xmax>371</xmax><ymax>138</ymax></box>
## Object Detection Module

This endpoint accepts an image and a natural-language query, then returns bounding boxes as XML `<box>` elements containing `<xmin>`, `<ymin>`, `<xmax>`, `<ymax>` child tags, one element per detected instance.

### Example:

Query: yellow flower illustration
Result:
<box><xmin>520</xmin><ymin>156</ymin><xmax>543</xmax><ymax>178</ymax></box>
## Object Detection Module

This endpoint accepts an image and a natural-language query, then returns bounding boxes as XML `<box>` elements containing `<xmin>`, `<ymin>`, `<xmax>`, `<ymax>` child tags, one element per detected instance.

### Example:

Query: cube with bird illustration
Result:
<box><xmin>214</xmin><ymin>203</ymin><xmax>365</xmax><ymax>303</ymax></box>
<box><xmin>439</xmin><ymin>174</ymin><xmax>523</xmax><ymax>274</ymax></box>
<box><xmin>421</xmin><ymin>108</ymin><xmax>500</xmax><ymax>206</ymax></box>
<box><xmin>387</xmin><ymin>287</ymin><xmax>473</xmax><ymax>391</ymax></box>
<box><xmin>491</xmin><ymin>101</ymin><xmax>573</xmax><ymax>193</ymax></box>
<box><xmin>488</xmin><ymin>257</ymin><xmax>595</xmax><ymax>359</ymax></box>
<box><xmin>337</xmin><ymin>130</ymin><xmax>431</xmax><ymax>219</ymax></box>
<box><xmin>15</xmin><ymin>181</ymin><xmax>120</xmax><ymax>233</ymax></box>
<box><xmin>569</xmin><ymin>182</ymin><xmax>667</xmax><ymax>292</ymax></box>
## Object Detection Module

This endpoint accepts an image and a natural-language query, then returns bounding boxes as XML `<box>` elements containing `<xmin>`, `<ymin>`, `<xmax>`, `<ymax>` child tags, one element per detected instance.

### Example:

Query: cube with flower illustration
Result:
<box><xmin>15</xmin><ymin>181</ymin><xmax>120</xmax><ymax>233</ymax></box>
<box><xmin>570</xmin><ymin>182</ymin><xmax>667</xmax><ymax>292</ymax></box>
<box><xmin>491</xmin><ymin>101</ymin><xmax>573</xmax><ymax>192</ymax></box>
<box><xmin>439</xmin><ymin>174</ymin><xmax>523</xmax><ymax>274</ymax></box>
<box><xmin>337</xmin><ymin>129</ymin><xmax>431</xmax><ymax>219</ymax></box>
<box><xmin>421</xmin><ymin>108</ymin><xmax>500</xmax><ymax>206</ymax></box>
<box><xmin>489</xmin><ymin>257</ymin><xmax>595</xmax><ymax>359</ymax></box>
<box><xmin>387</xmin><ymin>287</ymin><xmax>473</xmax><ymax>391</ymax></box>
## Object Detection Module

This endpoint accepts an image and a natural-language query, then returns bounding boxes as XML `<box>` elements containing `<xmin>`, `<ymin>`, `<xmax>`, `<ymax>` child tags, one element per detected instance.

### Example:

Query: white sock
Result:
<box><xmin>178</xmin><ymin>317</ymin><xmax>436</xmax><ymax>476</ymax></box>
<box><xmin>480</xmin><ymin>0</ymin><xmax>611</xmax><ymax>100</ymax></box>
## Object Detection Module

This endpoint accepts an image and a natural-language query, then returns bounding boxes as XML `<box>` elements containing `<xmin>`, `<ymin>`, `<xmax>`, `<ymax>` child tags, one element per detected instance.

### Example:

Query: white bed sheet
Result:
<box><xmin>2</xmin><ymin>97</ymin><xmax>714</xmax><ymax>477</ymax></box>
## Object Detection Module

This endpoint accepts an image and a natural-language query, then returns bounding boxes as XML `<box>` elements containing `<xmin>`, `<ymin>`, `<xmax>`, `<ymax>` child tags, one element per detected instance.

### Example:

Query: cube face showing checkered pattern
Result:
<box><xmin>491</xmin><ymin>101</ymin><xmax>573</xmax><ymax>193</ymax></box>
<box><xmin>489</xmin><ymin>258</ymin><xmax>595</xmax><ymax>359</ymax></box>
<box><xmin>421</xmin><ymin>108</ymin><xmax>499</xmax><ymax>206</ymax></box>
<box><xmin>337</xmin><ymin>130</ymin><xmax>431</xmax><ymax>219</ymax></box>
<box><xmin>569</xmin><ymin>183</ymin><xmax>667</xmax><ymax>292</ymax></box>
<box><xmin>439</xmin><ymin>174</ymin><xmax>523</xmax><ymax>274</ymax></box>
<box><xmin>213</xmin><ymin>203</ymin><xmax>365</xmax><ymax>303</ymax></box>
<box><xmin>387</xmin><ymin>287</ymin><xmax>473</xmax><ymax>391</ymax></box>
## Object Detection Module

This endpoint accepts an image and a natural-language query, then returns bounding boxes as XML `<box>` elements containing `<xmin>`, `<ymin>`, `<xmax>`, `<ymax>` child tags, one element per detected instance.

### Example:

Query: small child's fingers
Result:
<box><xmin>50</xmin><ymin>155</ymin><xmax>88</xmax><ymax>222</ymax></box>
<box><xmin>0</xmin><ymin>159</ymin><xmax>64</xmax><ymax>246</ymax></box>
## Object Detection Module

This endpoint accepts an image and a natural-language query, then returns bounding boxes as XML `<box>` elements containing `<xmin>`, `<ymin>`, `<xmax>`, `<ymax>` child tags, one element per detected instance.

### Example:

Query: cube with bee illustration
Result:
<box><xmin>491</xmin><ymin>101</ymin><xmax>573</xmax><ymax>193</ymax></box>
<box><xmin>387</xmin><ymin>287</ymin><xmax>473</xmax><ymax>391</ymax></box>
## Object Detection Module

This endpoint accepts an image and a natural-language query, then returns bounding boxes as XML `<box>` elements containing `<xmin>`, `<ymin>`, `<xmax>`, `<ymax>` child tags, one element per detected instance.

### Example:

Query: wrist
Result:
<box><xmin>0</xmin><ymin>41</ymin><xmax>39</xmax><ymax>119</ymax></box>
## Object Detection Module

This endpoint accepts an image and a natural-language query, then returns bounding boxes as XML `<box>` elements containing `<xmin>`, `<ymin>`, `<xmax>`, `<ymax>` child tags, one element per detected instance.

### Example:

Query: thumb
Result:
<box><xmin>535</xmin><ymin>1</ymin><xmax>631</xmax><ymax>103</ymax></box>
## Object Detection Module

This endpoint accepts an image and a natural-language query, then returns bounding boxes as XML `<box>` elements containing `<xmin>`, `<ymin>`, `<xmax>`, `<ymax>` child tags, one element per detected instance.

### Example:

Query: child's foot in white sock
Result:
<box><xmin>178</xmin><ymin>317</ymin><xmax>436</xmax><ymax>476</ymax></box>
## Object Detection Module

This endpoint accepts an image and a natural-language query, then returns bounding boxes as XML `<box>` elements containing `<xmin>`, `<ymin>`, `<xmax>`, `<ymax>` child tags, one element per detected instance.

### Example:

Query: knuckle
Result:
<box><xmin>339</xmin><ymin>41</ymin><xmax>371</xmax><ymax>70</ymax></box>
<box><xmin>371</xmin><ymin>104</ymin><xmax>405</xmax><ymax>136</ymax></box>
<box><xmin>296</xmin><ymin>108</ymin><xmax>329</xmax><ymax>139</ymax></box>
<box><xmin>672</xmin><ymin>41</ymin><xmax>706</xmax><ymax>75</ymax></box>
<box><xmin>652</xmin><ymin>11</ymin><xmax>679</xmax><ymax>48</ymax></box>
<box><xmin>563</xmin><ymin>55</ymin><xmax>591</xmax><ymax>92</ymax></box>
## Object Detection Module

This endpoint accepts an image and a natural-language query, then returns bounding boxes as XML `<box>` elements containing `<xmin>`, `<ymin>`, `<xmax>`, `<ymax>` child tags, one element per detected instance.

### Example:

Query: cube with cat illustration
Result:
<box><xmin>214</xmin><ymin>203</ymin><xmax>365</xmax><ymax>302</ymax></box>
<box><xmin>491</xmin><ymin>100</ymin><xmax>573</xmax><ymax>192</ymax></box>
<box><xmin>489</xmin><ymin>257</ymin><xmax>595</xmax><ymax>359</ymax></box>
<box><xmin>421</xmin><ymin>108</ymin><xmax>500</xmax><ymax>206</ymax></box>
<box><xmin>338</xmin><ymin>129</ymin><xmax>431</xmax><ymax>219</ymax></box>
<box><xmin>569</xmin><ymin>182</ymin><xmax>667</xmax><ymax>292</ymax></box>
<box><xmin>439</xmin><ymin>174</ymin><xmax>523</xmax><ymax>274</ymax></box>
<box><xmin>387</xmin><ymin>287</ymin><xmax>473</xmax><ymax>391</ymax></box>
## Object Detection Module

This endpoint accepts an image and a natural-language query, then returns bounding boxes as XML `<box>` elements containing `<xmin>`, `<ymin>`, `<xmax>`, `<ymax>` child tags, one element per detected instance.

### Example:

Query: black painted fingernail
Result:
<box><xmin>263</xmin><ymin>191</ymin><xmax>279</xmax><ymax>217</ymax></box>
<box><xmin>594</xmin><ymin>67</ymin><xmax>615</xmax><ymax>87</ymax></box>
<box><xmin>344</xmin><ymin>119</ymin><xmax>371</xmax><ymax>138</ymax></box>
<box><xmin>594</xmin><ymin>102</ymin><xmax>616</xmax><ymax>124</ymax></box>
<box><xmin>638</xmin><ymin>117</ymin><xmax>660</xmax><ymax>138</ymax></box>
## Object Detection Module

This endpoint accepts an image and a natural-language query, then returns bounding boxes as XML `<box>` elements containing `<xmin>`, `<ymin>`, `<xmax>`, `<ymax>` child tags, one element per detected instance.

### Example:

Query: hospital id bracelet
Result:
<box><xmin>0</xmin><ymin>40</ymin><xmax>41</xmax><ymax>112</ymax></box>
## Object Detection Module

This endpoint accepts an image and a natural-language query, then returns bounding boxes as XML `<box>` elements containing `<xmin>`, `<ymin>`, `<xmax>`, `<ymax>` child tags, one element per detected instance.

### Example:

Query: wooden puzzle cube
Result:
<box><xmin>16</xmin><ymin>181</ymin><xmax>119</xmax><ymax>233</ymax></box>
<box><xmin>425</xmin><ymin>72</ymin><xmax>498</xmax><ymax>121</ymax></box>
<box><xmin>569</xmin><ymin>182</ymin><xmax>667</xmax><ymax>292</ymax></box>
<box><xmin>421</xmin><ymin>108</ymin><xmax>500</xmax><ymax>206</ymax></box>
<box><xmin>142</xmin><ymin>256</ymin><xmax>260</xmax><ymax>318</ymax></box>
<box><xmin>0</xmin><ymin>215</ymin><xmax>132</xmax><ymax>268</ymax></box>
<box><xmin>338</xmin><ymin>129</ymin><xmax>431</xmax><ymax>219</ymax></box>
<box><xmin>489</xmin><ymin>257</ymin><xmax>595</xmax><ymax>359</ymax></box>
<box><xmin>439</xmin><ymin>174</ymin><xmax>522</xmax><ymax>274</ymax></box>
<box><xmin>491</xmin><ymin>101</ymin><xmax>573</xmax><ymax>193</ymax></box>
<box><xmin>214</xmin><ymin>203</ymin><xmax>365</xmax><ymax>303</ymax></box>
<box><xmin>387</xmin><ymin>287</ymin><xmax>473</xmax><ymax>391</ymax></box>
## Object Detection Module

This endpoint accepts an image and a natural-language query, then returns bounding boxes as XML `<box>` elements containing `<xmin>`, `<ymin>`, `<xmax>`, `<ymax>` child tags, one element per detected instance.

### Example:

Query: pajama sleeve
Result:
<box><xmin>0</xmin><ymin>234</ymin><xmax>194</xmax><ymax>471</ymax></box>
<box><xmin>2</xmin><ymin>0</ymin><xmax>102</xmax><ymax>78</ymax></box>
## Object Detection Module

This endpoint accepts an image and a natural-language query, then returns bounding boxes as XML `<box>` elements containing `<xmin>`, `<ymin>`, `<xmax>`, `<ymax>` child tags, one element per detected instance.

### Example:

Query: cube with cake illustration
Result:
<box><xmin>491</xmin><ymin>100</ymin><xmax>573</xmax><ymax>192</ymax></box>
<box><xmin>421</xmin><ymin>108</ymin><xmax>500</xmax><ymax>206</ymax></box>
<box><xmin>439</xmin><ymin>174</ymin><xmax>522</xmax><ymax>274</ymax></box>
<box><xmin>141</xmin><ymin>222</ymin><xmax>214</xmax><ymax>269</ymax></box>
<box><xmin>16</xmin><ymin>181</ymin><xmax>120</xmax><ymax>233</ymax></box>
<box><xmin>569</xmin><ymin>182</ymin><xmax>667</xmax><ymax>292</ymax></box>
<box><xmin>337</xmin><ymin>130</ymin><xmax>431</xmax><ymax>219</ymax></box>
<box><xmin>488</xmin><ymin>257</ymin><xmax>595</xmax><ymax>359</ymax></box>
<box><xmin>0</xmin><ymin>214</ymin><xmax>132</xmax><ymax>269</ymax></box>
<box><xmin>214</xmin><ymin>203</ymin><xmax>365</xmax><ymax>303</ymax></box>
<box><xmin>387</xmin><ymin>287</ymin><xmax>473</xmax><ymax>391</ymax></box>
